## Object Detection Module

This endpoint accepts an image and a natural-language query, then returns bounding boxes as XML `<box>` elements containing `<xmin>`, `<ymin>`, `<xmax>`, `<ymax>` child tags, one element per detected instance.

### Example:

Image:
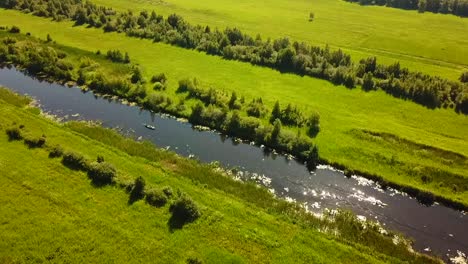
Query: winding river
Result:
<box><xmin>0</xmin><ymin>67</ymin><xmax>466</xmax><ymax>262</ymax></box>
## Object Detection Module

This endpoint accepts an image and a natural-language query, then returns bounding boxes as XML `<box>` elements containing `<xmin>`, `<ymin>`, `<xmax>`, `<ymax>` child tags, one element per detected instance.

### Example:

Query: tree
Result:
<box><xmin>362</xmin><ymin>72</ymin><xmax>375</xmax><ymax>91</ymax></box>
<box><xmin>46</xmin><ymin>34</ymin><xmax>52</xmax><ymax>42</ymax></box>
<box><xmin>131</xmin><ymin>67</ymin><xmax>144</xmax><ymax>84</ymax></box>
<box><xmin>124</xmin><ymin>52</ymin><xmax>130</xmax><ymax>63</ymax></box>
<box><xmin>307</xmin><ymin>113</ymin><xmax>320</xmax><ymax>137</ymax></box>
<box><xmin>418</xmin><ymin>0</ymin><xmax>427</xmax><ymax>12</ymax></box>
<box><xmin>307</xmin><ymin>145</ymin><xmax>319</xmax><ymax>169</ymax></box>
<box><xmin>270</xmin><ymin>101</ymin><xmax>281</xmax><ymax>123</ymax></box>
<box><xmin>129</xmin><ymin>176</ymin><xmax>146</xmax><ymax>202</ymax></box>
<box><xmin>9</xmin><ymin>25</ymin><xmax>20</xmax><ymax>33</ymax></box>
<box><xmin>460</xmin><ymin>71</ymin><xmax>468</xmax><ymax>83</ymax></box>
<box><xmin>270</xmin><ymin>119</ymin><xmax>282</xmax><ymax>144</ymax></box>
<box><xmin>228</xmin><ymin>92</ymin><xmax>238</xmax><ymax>109</ymax></box>
<box><xmin>309</xmin><ymin>12</ymin><xmax>315</xmax><ymax>21</ymax></box>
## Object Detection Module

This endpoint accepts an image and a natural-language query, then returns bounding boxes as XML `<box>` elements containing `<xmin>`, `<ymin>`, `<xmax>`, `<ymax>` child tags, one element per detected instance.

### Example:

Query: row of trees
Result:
<box><xmin>345</xmin><ymin>0</ymin><xmax>468</xmax><ymax>17</ymax></box>
<box><xmin>3</xmin><ymin>0</ymin><xmax>467</xmax><ymax>113</ymax></box>
<box><xmin>0</xmin><ymin>37</ymin><xmax>74</xmax><ymax>81</ymax></box>
<box><xmin>0</xmin><ymin>31</ymin><xmax>321</xmax><ymax>167</ymax></box>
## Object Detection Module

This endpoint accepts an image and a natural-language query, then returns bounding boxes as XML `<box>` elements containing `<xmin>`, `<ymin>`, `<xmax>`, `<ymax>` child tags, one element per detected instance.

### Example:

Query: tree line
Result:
<box><xmin>344</xmin><ymin>0</ymin><xmax>468</xmax><ymax>17</ymax></box>
<box><xmin>1</xmin><ymin>0</ymin><xmax>467</xmax><ymax>114</ymax></box>
<box><xmin>0</xmin><ymin>31</ymin><xmax>321</xmax><ymax>168</ymax></box>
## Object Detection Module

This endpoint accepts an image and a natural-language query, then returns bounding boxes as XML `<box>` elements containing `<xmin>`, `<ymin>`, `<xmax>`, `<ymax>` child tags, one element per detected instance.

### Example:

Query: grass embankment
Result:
<box><xmin>0</xmin><ymin>14</ymin><xmax>467</xmax><ymax>207</ymax></box>
<box><xmin>0</xmin><ymin>88</ymin><xmax>440</xmax><ymax>263</ymax></box>
<box><xmin>90</xmin><ymin>0</ymin><xmax>468</xmax><ymax>80</ymax></box>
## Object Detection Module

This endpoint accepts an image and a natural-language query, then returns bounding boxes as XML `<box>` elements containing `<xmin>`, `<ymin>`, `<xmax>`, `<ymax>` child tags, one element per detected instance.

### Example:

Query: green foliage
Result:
<box><xmin>460</xmin><ymin>71</ymin><xmax>468</xmax><ymax>83</ymax></box>
<box><xmin>6</xmin><ymin>126</ymin><xmax>22</xmax><ymax>141</ymax></box>
<box><xmin>3</xmin><ymin>0</ymin><xmax>465</xmax><ymax>112</ymax></box>
<box><xmin>48</xmin><ymin>144</ymin><xmax>64</xmax><ymax>158</ymax></box>
<box><xmin>129</xmin><ymin>176</ymin><xmax>146</xmax><ymax>201</ymax></box>
<box><xmin>87</xmin><ymin>161</ymin><xmax>117</xmax><ymax>185</ymax></box>
<box><xmin>246</xmin><ymin>98</ymin><xmax>268</xmax><ymax>118</ymax></box>
<box><xmin>62</xmin><ymin>151</ymin><xmax>89</xmax><ymax>171</ymax></box>
<box><xmin>345</xmin><ymin>0</ymin><xmax>468</xmax><ymax>17</ymax></box>
<box><xmin>24</xmin><ymin>134</ymin><xmax>46</xmax><ymax>148</ymax></box>
<box><xmin>151</xmin><ymin>73</ymin><xmax>167</xmax><ymax>84</ymax></box>
<box><xmin>169</xmin><ymin>193</ymin><xmax>201</xmax><ymax>223</ymax></box>
<box><xmin>145</xmin><ymin>188</ymin><xmax>168</xmax><ymax>207</ymax></box>
<box><xmin>106</xmin><ymin>49</ymin><xmax>130</xmax><ymax>63</ymax></box>
<box><xmin>307</xmin><ymin>113</ymin><xmax>320</xmax><ymax>137</ymax></box>
<box><xmin>362</xmin><ymin>72</ymin><xmax>375</xmax><ymax>91</ymax></box>
<box><xmin>9</xmin><ymin>25</ymin><xmax>20</xmax><ymax>33</ymax></box>
<box><xmin>186</xmin><ymin>257</ymin><xmax>203</xmax><ymax>264</ymax></box>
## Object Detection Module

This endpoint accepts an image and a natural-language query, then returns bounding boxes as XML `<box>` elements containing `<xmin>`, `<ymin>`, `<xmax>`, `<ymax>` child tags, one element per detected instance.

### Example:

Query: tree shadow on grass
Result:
<box><xmin>167</xmin><ymin>214</ymin><xmax>192</xmax><ymax>232</ymax></box>
<box><xmin>128</xmin><ymin>189</ymin><xmax>144</xmax><ymax>205</ymax></box>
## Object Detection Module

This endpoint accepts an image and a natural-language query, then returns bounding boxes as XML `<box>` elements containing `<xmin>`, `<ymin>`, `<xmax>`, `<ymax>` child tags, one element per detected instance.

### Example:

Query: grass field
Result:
<box><xmin>0</xmin><ymin>89</ymin><xmax>439</xmax><ymax>263</ymax></box>
<box><xmin>0</xmin><ymin>10</ymin><xmax>467</xmax><ymax>206</ymax></box>
<box><xmin>89</xmin><ymin>0</ymin><xmax>468</xmax><ymax>80</ymax></box>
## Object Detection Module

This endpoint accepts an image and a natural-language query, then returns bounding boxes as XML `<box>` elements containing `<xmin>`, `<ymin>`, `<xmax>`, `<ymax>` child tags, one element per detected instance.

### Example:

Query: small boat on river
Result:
<box><xmin>144</xmin><ymin>124</ymin><xmax>156</xmax><ymax>130</ymax></box>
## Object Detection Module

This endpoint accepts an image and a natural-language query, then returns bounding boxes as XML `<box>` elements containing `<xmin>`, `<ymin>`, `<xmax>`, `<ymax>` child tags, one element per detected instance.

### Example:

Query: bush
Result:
<box><xmin>24</xmin><ymin>135</ymin><xmax>46</xmax><ymax>148</ymax></box>
<box><xmin>88</xmin><ymin>162</ymin><xmax>117</xmax><ymax>185</ymax></box>
<box><xmin>163</xmin><ymin>186</ymin><xmax>173</xmax><ymax>197</ymax></box>
<box><xmin>186</xmin><ymin>257</ymin><xmax>203</xmax><ymax>264</ymax></box>
<box><xmin>97</xmin><ymin>155</ymin><xmax>105</xmax><ymax>163</ymax></box>
<box><xmin>49</xmin><ymin>145</ymin><xmax>64</xmax><ymax>158</ymax></box>
<box><xmin>151</xmin><ymin>73</ymin><xmax>167</xmax><ymax>84</ymax></box>
<box><xmin>145</xmin><ymin>188</ymin><xmax>168</xmax><ymax>207</ymax></box>
<box><xmin>169</xmin><ymin>194</ymin><xmax>201</xmax><ymax>223</ymax></box>
<box><xmin>129</xmin><ymin>176</ymin><xmax>146</xmax><ymax>202</ymax></box>
<box><xmin>6</xmin><ymin>127</ymin><xmax>22</xmax><ymax>141</ymax></box>
<box><xmin>460</xmin><ymin>71</ymin><xmax>468</xmax><ymax>83</ymax></box>
<box><xmin>153</xmin><ymin>82</ymin><xmax>165</xmax><ymax>91</ymax></box>
<box><xmin>9</xmin><ymin>26</ymin><xmax>20</xmax><ymax>33</ymax></box>
<box><xmin>62</xmin><ymin>151</ymin><xmax>89</xmax><ymax>171</ymax></box>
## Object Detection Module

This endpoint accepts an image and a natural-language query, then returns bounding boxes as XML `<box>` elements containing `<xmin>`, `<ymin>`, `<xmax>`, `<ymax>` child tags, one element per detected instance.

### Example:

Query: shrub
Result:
<box><xmin>24</xmin><ymin>135</ymin><xmax>46</xmax><ymax>148</ymax></box>
<box><xmin>97</xmin><ymin>155</ymin><xmax>105</xmax><ymax>163</ymax></box>
<box><xmin>153</xmin><ymin>82</ymin><xmax>165</xmax><ymax>91</ymax></box>
<box><xmin>9</xmin><ymin>26</ymin><xmax>20</xmax><ymax>33</ymax></box>
<box><xmin>88</xmin><ymin>162</ymin><xmax>117</xmax><ymax>185</ymax></box>
<box><xmin>129</xmin><ymin>176</ymin><xmax>146</xmax><ymax>202</ymax></box>
<box><xmin>162</xmin><ymin>186</ymin><xmax>173</xmax><ymax>197</ymax></box>
<box><xmin>460</xmin><ymin>71</ymin><xmax>468</xmax><ymax>83</ymax></box>
<box><xmin>186</xmin><ymin>257</ymin><xmax>203</xmax><ymax>264</ymax></box>
<box><xmin>169</xmin><ymin>194</ymin><xmax>201</xmax><ymax>223</ymax></box>
<box><xmin>62</xmin><ymin>151</ymin><xmax>89</xmax><ymax>171</ymax></box>
<box><xmin>49</xmin><ymin>145</ymin><xmax>64</xmax><ymax>158</ymax></box>
<box><xmin>151</xmin><ymin>73</ymin><xmax>167</xmax><ymax>84</ymax></box>
<box><xmin>145</xmin><ymin>189</ymin><xmax>168</xmax><ymax>207</ymax></box>
<box><xmin>307</xmin><ymin>112</ymin><xmax>320</xmax><ymax>137</ymax></box>
<box><xmin>6</xmin><ymin>127</ymin><xmax>22</xmax><ymax>141</ymax></box>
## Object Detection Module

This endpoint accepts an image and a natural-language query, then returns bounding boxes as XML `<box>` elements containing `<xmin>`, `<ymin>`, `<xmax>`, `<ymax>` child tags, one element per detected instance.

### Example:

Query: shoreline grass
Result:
<box><xmin>0</xmin><ymin>87</ymin><xmax>440</xmax><ymax>263</ymax></box>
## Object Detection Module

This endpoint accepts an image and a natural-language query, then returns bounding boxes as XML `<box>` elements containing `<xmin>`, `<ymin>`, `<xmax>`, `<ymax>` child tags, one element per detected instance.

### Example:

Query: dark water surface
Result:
<box><xmin>1</xmin><ymin>68</ymin><xmax>466</xmax><ymax>262</ymax></box>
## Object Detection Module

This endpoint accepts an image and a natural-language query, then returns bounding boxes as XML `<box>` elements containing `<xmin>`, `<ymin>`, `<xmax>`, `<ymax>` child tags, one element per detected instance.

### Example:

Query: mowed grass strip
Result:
<box><xmin>89</xmin><ymin>0</ymin><xmax>468</xmax><ymax>80</ymax></box>
<box><xmin>0</xmin><ymin>92</ymin><xmax>438</xmax><ymax>264</ymax></box>
<box><xmin>0</xmin><ymin>10</ymin><xmax>467</xmax><ymax>205</ymax></box>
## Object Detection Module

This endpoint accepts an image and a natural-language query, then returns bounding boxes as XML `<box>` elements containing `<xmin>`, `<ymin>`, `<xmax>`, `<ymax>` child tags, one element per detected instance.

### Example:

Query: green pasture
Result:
<box><xmin>0</xmin><ymin>10</ymin><xmax>467</xmax><ymax>205</ymax></box>
<box><xmin>89</xmin><ymin>0</ymin><xmax>468</xmax><ymax>80</ymax></box>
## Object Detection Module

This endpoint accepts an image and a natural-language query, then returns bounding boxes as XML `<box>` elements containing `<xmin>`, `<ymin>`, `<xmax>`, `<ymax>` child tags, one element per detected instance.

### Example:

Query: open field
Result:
<box><xmin>0</xmin><ymin>10</ymin><xmax>467</xmax><ymax>206</ymax></box>
<box><xmin>0</xmin><ymin>88</ymin><xmax>439</xmax><ymax>263</ymax></box>
<box><xmin>89</xmin><ymin>0</ymin><xmax>468</xmax><ymax>80</ymax></box>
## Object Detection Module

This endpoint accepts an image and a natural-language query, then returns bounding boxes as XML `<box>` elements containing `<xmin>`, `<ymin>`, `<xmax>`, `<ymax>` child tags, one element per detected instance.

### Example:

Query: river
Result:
<box><xmin>0</xmin><ymin>67</ymin><xmax>466</xmax><ymax>262</ymax></box>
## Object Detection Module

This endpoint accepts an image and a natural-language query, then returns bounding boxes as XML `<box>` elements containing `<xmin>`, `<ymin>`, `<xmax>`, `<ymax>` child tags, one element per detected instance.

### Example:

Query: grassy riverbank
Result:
<box><xmin>0</xmin><ymin>87</ymin><xmax>440</xmax><ymax>263</ymax></box>
<box><xmin>0</xmin><ymin>15</ymin><xmax>466</xmax><ymax>207</ymax></box>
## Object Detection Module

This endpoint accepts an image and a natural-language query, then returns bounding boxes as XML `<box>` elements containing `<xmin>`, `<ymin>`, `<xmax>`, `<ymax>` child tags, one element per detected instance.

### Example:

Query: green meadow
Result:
<box><xmin>89</xmin><ymin>0</ymin><xmax>468</xmax><ymax>80</ymax></box>
<box><xmin>0</xmin><ymin>10</ymin><xmax>467</xmax><ymax>206</ymax></box>
<box><xmin>0</xmin><ymin>88</ymin><xmax>439</xmax><ymax>263</ymax></box>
